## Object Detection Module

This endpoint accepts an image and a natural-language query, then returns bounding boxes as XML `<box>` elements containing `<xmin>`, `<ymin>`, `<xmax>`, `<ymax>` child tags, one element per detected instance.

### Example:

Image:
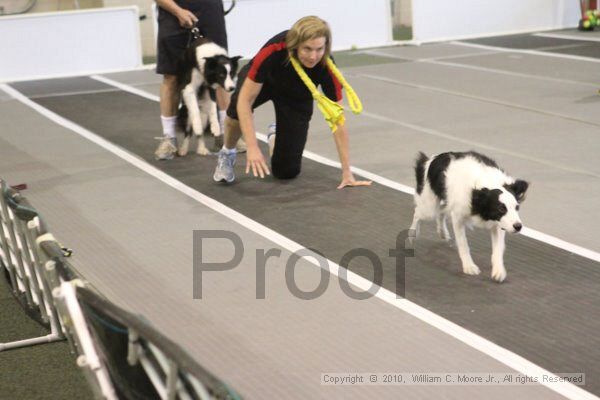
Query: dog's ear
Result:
<box><xmin>505</xmin><ymin>180</ymin><xmax>529</xmax><ymax>203</ymax></box>
<box><xmin>203</xmin><ymin>56</ymin><xmax>218</xmax><ymax>70</ymax></box>
<box><xmin>472</xmin><ymin>187</ymin><xmax>489</xmax><ymax>205</ymax></box>
<box><xmin>472</xmin><ymin>187</ymin><xmax>502</xmax><ymax>216</ymax></box>
<box><xmin>471</xmin><ymin>187</ymin><xmax>490</xmax><ymax>215</ymax></box>
<box><xmin>229</xmin><ymin>55</ymin><xmax>242</xmax><ymax>73</ymax></box>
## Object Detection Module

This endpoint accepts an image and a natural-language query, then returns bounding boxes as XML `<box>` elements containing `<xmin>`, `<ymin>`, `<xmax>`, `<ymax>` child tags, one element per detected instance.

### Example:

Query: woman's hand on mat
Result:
<box><xmin>246</xmin><ymin>146</ymin><xmax>270</xmax><ymax>178</ymax></box>
<box><xmin>177</xmin><ymin>9</ymin><xmax>198</xmax><ymax>28</ymax></box>
<box><xmin>338</xmin><ymin>172</ymin><xmax>372</xmax><ymax>189</ymax></box>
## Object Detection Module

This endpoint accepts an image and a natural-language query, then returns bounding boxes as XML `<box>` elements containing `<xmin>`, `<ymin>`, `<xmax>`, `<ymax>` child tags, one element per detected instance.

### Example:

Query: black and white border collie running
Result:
<box><xmin>176</xmin><ymin>37</ymin><xmax>240</xmax><ymax>156</ymax></box>
<box><xmin>410</xmin><ymin>151</ymin><xmax>529</xmax><ymax>282</ymax></box>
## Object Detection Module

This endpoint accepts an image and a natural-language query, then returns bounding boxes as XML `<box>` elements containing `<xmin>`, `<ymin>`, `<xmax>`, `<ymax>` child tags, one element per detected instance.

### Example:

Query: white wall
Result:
<box><xmin>412</xmin><ymin>0</ymin><xmax>580</xmax><ymax>43</ymax></box>
<box><xmin>104</xmin><ymin>0</ymin><xmax>156</xmax><ymax>60</ymax></box>
<box><xmin>224</xmin><ymin>0</ymin><xmax>393</xmax><ymax>58</ymax></box>
<box><xmin>0</xmin><ymin>6</ymin><xmax>142</xmax><ymax>82</ymax></box>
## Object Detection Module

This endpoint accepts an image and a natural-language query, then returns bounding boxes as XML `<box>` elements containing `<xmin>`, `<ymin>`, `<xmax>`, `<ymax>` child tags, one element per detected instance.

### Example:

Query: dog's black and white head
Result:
<box><xmin>191</xmin><ymin>40</ymin><xmax>240</xmax><ymax>92</ymax></box>
<box><xmin>202</xmin><ymin>54</ymin><xmax>241</xmax><ymax>92</ymax></box>
<box><xmin>179</xmin><ymin>39</ymin><xmax>241</xmax><ymax>92</ymax></box>
<box><xmin>471</xmin><ymin>180</ymin><xmax>529</xmax><ymax>233</ymax></box>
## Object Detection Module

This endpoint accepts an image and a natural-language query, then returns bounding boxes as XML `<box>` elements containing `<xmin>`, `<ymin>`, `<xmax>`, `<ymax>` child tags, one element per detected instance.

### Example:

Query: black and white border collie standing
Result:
<box><xmin>410</xmin><ymin>151</ymin><xmax>529</xmax><ymax>282</ymax></box>
<box><xmin>176</xmin><ymin>37</ymin><xmax>240</xmax><ymax>156</ymax></box>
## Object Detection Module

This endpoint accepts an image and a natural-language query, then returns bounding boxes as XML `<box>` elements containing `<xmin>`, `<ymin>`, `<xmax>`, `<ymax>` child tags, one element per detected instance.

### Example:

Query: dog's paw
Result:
<box><xmin>439</xmin><ymin>233</ymin><xmax>453</xmax><ymax>243</ymax></box>
<box><xmin>462</xmin><ymin>263</ymin><xmax>481</xmax><ymax>276</ymax></box>
<box><xmin>491</xmin><ymin>266</ymin><xmax>507</xmax><ymax>282</ymax></box>
<box><xmin>209</xmin><ymin>122</ymin><xmax>220</xmax><ymax>136</ymax></box>
<box><xmin>438</xmin><ymin>229</ymin><xmax>452</xmax><ymax>241</ymax></box>
<box><xmin>178</xmin><ymin>137</ymin><xmax>190</xmax><ymax>157</ymax></box>
<box><xmin>196</xmin><ymin>144</ymin><xmax>210</xmax><ymax>156</ymax></box>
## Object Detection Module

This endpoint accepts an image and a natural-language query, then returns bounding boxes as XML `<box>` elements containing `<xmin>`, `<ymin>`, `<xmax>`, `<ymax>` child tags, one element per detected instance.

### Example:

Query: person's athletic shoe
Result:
<box><xmin>213</xmin><ymin>149</ymin><xmax>236</xmax><ymax>183</ymax></box>
<box><xmin>154</xmin><ymin>137</ymin><xmax>177</xmax><ymax>160</ymax></box>
<box><xmin>267</xmin><ymin>123</ymin><xmax>276</xmax><ymax>157</ymax></box>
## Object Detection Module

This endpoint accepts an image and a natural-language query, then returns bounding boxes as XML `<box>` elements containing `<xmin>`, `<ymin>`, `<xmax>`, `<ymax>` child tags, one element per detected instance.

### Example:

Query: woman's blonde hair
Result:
<box><xmin>286</xmin><ymin>16</ymin><xmax>332</xmax><ymax>66</ymax></box>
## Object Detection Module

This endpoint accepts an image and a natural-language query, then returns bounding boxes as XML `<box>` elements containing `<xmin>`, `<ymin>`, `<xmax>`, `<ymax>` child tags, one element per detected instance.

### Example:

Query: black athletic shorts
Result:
<box><xmin>227</xmin><ymin>64</ymin><xmax>314</xmax><ymax>179</ymax></box>
<box><xmin>156</xmin><ymin>0</ymin><xmax>228</xmax><ymax>75</ymax></box>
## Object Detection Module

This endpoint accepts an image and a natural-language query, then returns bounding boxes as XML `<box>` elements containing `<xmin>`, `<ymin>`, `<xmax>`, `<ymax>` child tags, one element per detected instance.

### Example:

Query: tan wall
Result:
<box><xmin>392</xmin><ymin>0</ymin><xmax>412</xmax><ymax>27</ymax></box>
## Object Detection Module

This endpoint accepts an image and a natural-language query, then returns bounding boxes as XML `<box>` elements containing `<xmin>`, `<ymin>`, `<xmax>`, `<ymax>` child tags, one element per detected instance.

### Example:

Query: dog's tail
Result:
<box><xmin>176</xmin><ymin>104</ymin><xmax>191</xmax><ymax>137</ymax></box>
<box><xmin>415</xmin><ymin>151</ymin><xmax>429</xmax><ymax>195</ymax></box>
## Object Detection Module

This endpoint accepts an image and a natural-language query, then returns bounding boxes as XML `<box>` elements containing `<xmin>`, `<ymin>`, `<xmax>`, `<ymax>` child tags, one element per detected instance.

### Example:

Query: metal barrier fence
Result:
<box><xmin>0</xmin><ymin>179</ymin><xmax>242</xmax><ymax>400</ymax></box>
<box><xmin>0</xmin><ymin>179</ymin><xmax>64</xmax><ymax>350</ymax></box>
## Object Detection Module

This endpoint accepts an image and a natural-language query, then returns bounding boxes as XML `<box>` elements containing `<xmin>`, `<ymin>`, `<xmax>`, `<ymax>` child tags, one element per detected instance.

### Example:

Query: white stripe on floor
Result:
<box><xmin>353</xmin><ymin>72</ymin><xmax>600</xmax><ymax>131</ymax></box>
<box><xmin>451</xmin><ymin>41</ymin><xmax>600</xmax><ymax>64</ymax></box>
<box><xmin>0</xmin><ymin>64</ymin><xmax>157</xmax><ymax>85</ymax></box>
<box><xmin>360</xmin><ymin>49</ymin><xmax>599</xmax><ymax>87</ymax></box>
<box><xmin>534</xmin><ymin>32</ymin><xmax>600</xmax><ymax>43</ymax></box>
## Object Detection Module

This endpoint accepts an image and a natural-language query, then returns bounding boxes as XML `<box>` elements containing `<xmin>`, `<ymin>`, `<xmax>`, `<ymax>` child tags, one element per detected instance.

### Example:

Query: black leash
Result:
<box><xmin>224</xmin><ymin>0</ymin><xmax>236</xmax><ymax>15</ymax></box>
<box><xmin>186</xmin><ymin>26</ymin><xmax>203</xmax><ymax>48</ymax></box>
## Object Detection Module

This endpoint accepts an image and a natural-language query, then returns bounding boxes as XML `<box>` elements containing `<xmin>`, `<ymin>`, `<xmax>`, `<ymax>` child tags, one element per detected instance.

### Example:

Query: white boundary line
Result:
<box><xmin>2</xmin><ymin>81</ymin><xmax>598</xmax><ymax>400</ymax></box>
<box><xmin>360</xmin><ymin>49</ymin><xmax>599</xmax><ymax>87</ymax></box>
<box><xmin>534</xmin><ymin>32</ymin><xmax>600</xmax><ymax>43</ymax></box>
<box><xmin>408</xmin><ymin>26</ymin><xmax>578</xmax><ymax>46</ymax></box>
<box><xmin>428</xmin><ymin>59</ymin><xmax>598</xmax><ymax>87</ymax></box>
<box><xmin>0</xmin><ymin>64</ymin><xmax>157</xmax><ymax>85</ymax></box>
<box><xmin>91</xmin><ymin>75</ymin><xmax>160</xmax><ymax>102</ymax></box>
<box><xmin>28</xmin><ymin>88</ymin><xmax>120</xmax><ymax>100</ymax></box>
<box><xmin>90</xmin><ymin>75</ymin><xmax>600</xmax><ymax>263</ymax></box>
<box><xmin>451</xmin><ymin>41</ymin><xmax>600</xmax><ymax>64</ymax></box>
<box><xmin>348</xmin><ymin>73</ymin><xmax>600</xmax><ymax>128</ymax></box>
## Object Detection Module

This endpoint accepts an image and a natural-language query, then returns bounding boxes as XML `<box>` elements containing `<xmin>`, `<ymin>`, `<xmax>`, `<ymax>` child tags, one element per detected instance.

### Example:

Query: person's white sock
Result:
<box><xmin>218</xmin><ymin>110</ymin><xmax>226</xmax><ymax>135</ymax></box>
<box><xmin>160</xmin><ymin>115</ymin><xmax>177</xmax><ymax>139</ymax></box>
<box><xmin>222</xmin><ymin>146</ymin><xmax>236</xmax><ymax>154</ymax></box>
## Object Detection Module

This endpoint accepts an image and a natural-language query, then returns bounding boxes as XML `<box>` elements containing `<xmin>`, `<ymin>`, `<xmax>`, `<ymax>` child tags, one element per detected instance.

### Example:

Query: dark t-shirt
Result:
<box><xmin>246</xmin><ymin>31</ymin><xmax>342</xmax><ymax>105</ymax></box>
<box><xmin>157</xmin><ymin>0</ymin><xmax>225</xmax><ymax>43</ymax></box>
<box><xmin>156</xmin><ymin>0</ymin><xmax>227</xmax><ymax>74</ymax></box>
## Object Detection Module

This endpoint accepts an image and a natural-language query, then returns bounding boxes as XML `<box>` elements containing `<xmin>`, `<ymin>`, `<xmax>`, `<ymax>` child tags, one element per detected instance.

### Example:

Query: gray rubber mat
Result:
<box><xmin>464</xmin><ymin>33</ymin><xmax>600</xmax><ymax>58</ymax></box>
<box><xmin>10</xmin><ymin>77</ymin><xmax>600</xmax><ymax>396</ymax></box>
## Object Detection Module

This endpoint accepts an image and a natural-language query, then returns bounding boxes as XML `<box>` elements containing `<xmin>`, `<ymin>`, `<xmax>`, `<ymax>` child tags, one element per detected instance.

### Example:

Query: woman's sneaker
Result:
<box><xmin>267</xmin><ymin>123</ymin><xmax>276</xmax><ymax>156</ymax></box>
<box><xmin>213</xmin><ymin>149</ymin><xmax>236</xmax><ymax>183</ymax></box>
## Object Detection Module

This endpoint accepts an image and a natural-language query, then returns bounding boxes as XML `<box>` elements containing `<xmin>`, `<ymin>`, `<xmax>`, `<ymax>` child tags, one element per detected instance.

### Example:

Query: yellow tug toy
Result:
<box><xmin>290</xmin><ymin>56</ymin><xmax>363</xmax><ymax>132</ymax></box>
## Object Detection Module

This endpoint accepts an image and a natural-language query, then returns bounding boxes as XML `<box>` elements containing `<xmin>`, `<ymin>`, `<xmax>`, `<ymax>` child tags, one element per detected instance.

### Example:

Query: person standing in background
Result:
<box><xmin>154</xmin><ymin>0</ymin><xmax>244</xmax><ymax>160</ymax></box>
